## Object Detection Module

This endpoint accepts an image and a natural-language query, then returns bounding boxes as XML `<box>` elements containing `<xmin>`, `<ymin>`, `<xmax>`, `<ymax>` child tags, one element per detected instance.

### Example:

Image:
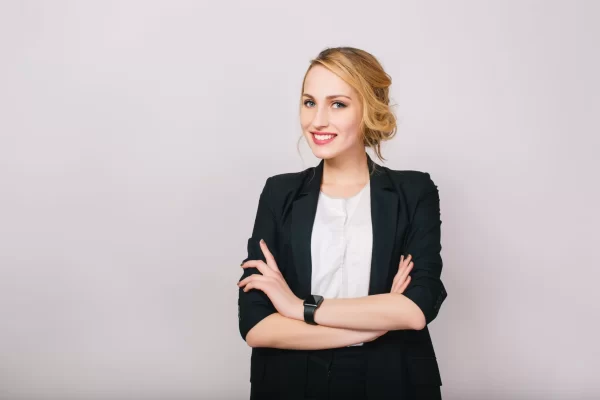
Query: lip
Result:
<box><xmin>310</xmin><ymin>131</ymin><xmax>337</xmax><ymax>146</ymax></box>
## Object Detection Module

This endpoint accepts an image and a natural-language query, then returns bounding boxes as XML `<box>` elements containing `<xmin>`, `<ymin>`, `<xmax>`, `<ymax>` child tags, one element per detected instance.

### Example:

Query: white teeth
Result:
<box><xmin>315</xmin><ymin>134</ymin><xmax>335</xmax><ymax>140</ymax></box>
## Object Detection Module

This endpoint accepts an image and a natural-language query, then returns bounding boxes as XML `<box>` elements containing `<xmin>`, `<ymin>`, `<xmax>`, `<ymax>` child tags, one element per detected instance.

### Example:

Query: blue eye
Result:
<box><xmin>303</xmin><ymin>100</ymin><xmax>347</xmax><ymax>108</ymax></box>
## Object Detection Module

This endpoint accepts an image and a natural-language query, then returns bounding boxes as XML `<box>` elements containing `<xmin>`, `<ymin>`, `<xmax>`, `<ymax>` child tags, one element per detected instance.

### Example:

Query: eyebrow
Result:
<box><xmin>302</xmin><ymin>93</ymin><xmax>352</xmax><ymax>100</ymax></box>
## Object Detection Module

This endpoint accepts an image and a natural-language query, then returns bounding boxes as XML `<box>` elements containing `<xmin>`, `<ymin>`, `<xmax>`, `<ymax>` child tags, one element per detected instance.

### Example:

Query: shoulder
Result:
<box><xmin>265</xmin><ymin>167</ymin><xmax>314</xmax><ymax>190</ymax></box>
<box><xmin>377</xmin><ymin>165</ymin><xmax>439</xmax><ymax>194</ymax></box>
<box><xmin>260</xmin><ymin>165</ymin><xmax>316</xmax><ymax>207</ymax></box>
<box><xmin>381</xmin><ymin>167</ymin><xmax>441</xmax><ymax>217</ymax></box>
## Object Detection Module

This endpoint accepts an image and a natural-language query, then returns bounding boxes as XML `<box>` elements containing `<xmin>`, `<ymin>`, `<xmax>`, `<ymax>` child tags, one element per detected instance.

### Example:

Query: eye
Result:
<box><xmin>303</xmin><ymin>99</ymin><xmax>315</xmax><ymax>107</ymax></box>
<box><xmin>332</xmin><ymin>101</ymin><xmax>347</xmax><ymax>109</ymax></box>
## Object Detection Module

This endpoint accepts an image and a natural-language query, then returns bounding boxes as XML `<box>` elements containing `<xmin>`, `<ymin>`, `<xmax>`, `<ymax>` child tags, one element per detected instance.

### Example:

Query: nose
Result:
<box><xmin>312</xmin><ymin>105</ymin><xmax>329</xmax><ymax>128</ymax></box>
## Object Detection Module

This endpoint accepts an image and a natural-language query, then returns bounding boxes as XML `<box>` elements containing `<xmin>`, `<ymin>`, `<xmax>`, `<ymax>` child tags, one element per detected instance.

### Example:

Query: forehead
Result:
<box><xmin>303</xmin><ymin>65</ymin><xmax>355</xmax><ymax>97</ymax></box>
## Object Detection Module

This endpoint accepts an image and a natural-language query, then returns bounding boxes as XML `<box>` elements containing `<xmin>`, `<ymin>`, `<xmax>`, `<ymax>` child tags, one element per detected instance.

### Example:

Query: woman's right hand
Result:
<box><xmin>391</xmin><ymin>254</ymin><xmax>413</xmax><ymax>294</ymax></box>
<box><xmin>351</xmin><ymin>255</ymin><xmax>415</xmax><ymax>346</ymax></box>
<box><xmin>359</xmin><ymin>256</ymin><xmax>414</xmax><ymax>344</ymax></box>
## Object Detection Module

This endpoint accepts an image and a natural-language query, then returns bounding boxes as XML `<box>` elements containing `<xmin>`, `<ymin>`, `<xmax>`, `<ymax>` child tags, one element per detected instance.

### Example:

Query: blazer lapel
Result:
<box><xmin>367</xmin><ymin>156</ymin><xmax>398</xmax><ymax>295</ymax></box>
<box><xmin>290</xmin><ymin>154</ymin><xmax>398</xmax><ymax>298</ymax></box>
<box><xmin>291</xmin><ymin>160</ymin><xmax>323</xmax><ymax>299</ymax></box>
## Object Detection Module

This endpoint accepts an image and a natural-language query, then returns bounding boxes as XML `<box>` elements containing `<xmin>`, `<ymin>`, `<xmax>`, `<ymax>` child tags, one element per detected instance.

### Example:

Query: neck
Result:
<box><xmin>322</xmin><ymin>148</ymin><xmax>370</xmax><ymax>186</ymax></box>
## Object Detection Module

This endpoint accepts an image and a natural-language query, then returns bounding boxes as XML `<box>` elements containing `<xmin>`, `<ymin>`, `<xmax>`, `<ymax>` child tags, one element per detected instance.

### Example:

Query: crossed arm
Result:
<box><xmin>238</xmin><ymin>242</ymin><xmax>420</xmax><ymax>349</ymax></box>
<box><xmin>243</xmin><ymin>294</ymin><xmax>424</xmax><ymax>350</ymax></box>
<box><xmin>237</xmin><ymin>174</ymin><xmax>446</xmax><ymax>350</ymax></box>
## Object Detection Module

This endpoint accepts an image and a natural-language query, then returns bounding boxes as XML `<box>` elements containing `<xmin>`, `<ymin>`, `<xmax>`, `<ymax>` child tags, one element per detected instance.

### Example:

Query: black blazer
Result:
<box><xmin>238</xmin><ymin>154</ymin><xmax>448</xmax><ymax>400</ymax></box>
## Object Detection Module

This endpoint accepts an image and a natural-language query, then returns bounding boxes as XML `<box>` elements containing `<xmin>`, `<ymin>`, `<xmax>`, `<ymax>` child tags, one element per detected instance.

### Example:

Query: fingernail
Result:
<box><xmin>260</xmin><ymin>239</ymin><xmax>264</xmax><ymax>245</ymax></box>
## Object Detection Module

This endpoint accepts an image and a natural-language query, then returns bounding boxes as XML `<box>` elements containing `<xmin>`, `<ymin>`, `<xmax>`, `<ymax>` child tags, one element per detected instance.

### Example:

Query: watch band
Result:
<box><xmin>303</xmin><ymin>295</ymin><xmax>323</xmax><ymax>325</ymax></box>
<box><xmin>304</xmin><ymin>304</ymin><xmax>317</xmax><ymax>325</ymax></box>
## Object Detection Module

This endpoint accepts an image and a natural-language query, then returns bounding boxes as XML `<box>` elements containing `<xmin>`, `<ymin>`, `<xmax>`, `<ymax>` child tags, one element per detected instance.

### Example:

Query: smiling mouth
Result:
<box><xmin>311</xmin><ymin>132</ymin><xmax>337</xmax><ymax>141</ymax></box>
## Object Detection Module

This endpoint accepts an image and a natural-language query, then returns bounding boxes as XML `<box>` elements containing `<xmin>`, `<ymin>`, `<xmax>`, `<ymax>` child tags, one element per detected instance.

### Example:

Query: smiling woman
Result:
<box><xmin>238</xmin><ymin>47</ymin><xmax>447</xmax><ymax>400</ymax></box>
<box><xmin>299</xmin><ymin>48</ymin><xmax>397</xmax><ymax>164</ymax></box>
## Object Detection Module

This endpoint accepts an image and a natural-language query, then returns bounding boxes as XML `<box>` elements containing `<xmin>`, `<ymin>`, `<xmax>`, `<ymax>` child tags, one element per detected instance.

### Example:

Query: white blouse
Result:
<box><xmin>310</xmin><ymin>181</ymin><xmax>373</xmax><ymax>345</ymax></box>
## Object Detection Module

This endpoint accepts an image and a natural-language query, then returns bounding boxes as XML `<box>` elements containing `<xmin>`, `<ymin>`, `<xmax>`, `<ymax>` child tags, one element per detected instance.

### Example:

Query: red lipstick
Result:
<box><xmin>311</xmin><ymin>131</ymin><xmax>337</xmax><ymax>146</ymax></box>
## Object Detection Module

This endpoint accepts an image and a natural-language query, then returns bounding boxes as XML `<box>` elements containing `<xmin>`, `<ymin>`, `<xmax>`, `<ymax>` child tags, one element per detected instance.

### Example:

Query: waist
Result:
<box><xmin>306</xmin><ymin>345</ymin><xmax>368</xmax><ymax>368</ymax></box>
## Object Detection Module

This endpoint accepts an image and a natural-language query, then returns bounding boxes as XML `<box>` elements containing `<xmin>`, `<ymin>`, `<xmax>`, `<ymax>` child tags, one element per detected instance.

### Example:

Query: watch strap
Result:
<box><xmin>303</xmin><ymin>295</ymin><xmax>323</xmax><ymax>325</ymax></box>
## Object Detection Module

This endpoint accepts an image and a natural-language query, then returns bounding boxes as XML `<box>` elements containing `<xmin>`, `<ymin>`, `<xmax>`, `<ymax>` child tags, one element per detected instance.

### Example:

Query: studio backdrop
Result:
<box><xmin>0</xmin><ymin>1</ymin><xmax>598</xmax><ymax>399</ymax></box>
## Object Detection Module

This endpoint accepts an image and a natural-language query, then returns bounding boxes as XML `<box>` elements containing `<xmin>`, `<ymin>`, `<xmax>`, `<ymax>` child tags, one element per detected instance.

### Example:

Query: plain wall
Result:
<box><xmin>0</xmin><ymin>1</ymin><xmax>599</xmax><ymax>399</ymax></box>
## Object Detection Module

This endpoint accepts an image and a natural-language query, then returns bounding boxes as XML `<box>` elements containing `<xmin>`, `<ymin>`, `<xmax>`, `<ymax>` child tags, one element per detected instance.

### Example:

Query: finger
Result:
<box><xmin>398</xmin><ymin>276</ymin><xmax>412</xmax><ymax>293</ymax></box>
<box><xmin>241</xmin><ymin>260</ymin><xmax>272</xmax><ymax>276</ymax></box>
<box><xmin>259</xmin><ymin>239</ymin><xmax>280</xmax><ymax>273</ymax></box>
<box><xmin>393</xmin><ymin>258</ymin><xmax>413</xmax><ymax>288</ymax></box>
<box><xmin>396</xmin><ymin>262</ymin><xmax>413</xmax><ymax>287</ymax></box>
<box><xmin>392</xmin><ymin>274</ymin><xmax>405</xmax><ymax>293</ymax></box>
<box><xmin>392</xmin><ymin>269</ymin><xmax>400</xmax><ymax>289</ymax></box>
<box><xmin>237</xmin><ymin>273</ymin><xmax>265</xmax><ymax>288</ymax></box>
<box><xmin>399</xmin><ymin>261</ymin><xmax>414</xmax><ymax>280</ymax></box>
<box><xmin>239</xmin><ymin>275</ymin><xmax>269</xmax><ymax>291</ymax></box>
<box><xmin>392</xmin><ymin>268</ymin><xmax>403</xmax><ymax>289</ymax></box>
<box><xmin>243</xmin><ymin>282</ymin><xmax>260</xmax><ymax>292</ymax></box>
<box><xmin>393</xmin><ymin>272</ymin><xmax>412</xmax><ymax>293</ymax></box>
<box><xmin>396</xmin><ymin>254</ymin><xmax>410</xmax><ymax>276</ymax></box>
<box><xmin>392</xmin><ymin>275</ymin><xmax>409</xmax><ymax>294</ymax></box>
<box><xmin>393</xmin><ymin>256</ymin><xmax>405</xmax><ymax>285</ymax></box>
<box><xmin>391</xmin><ymin>271</ymin><xmax>403</xmax><ymax>293</ymax></box>
<box><xmin>243</xmin><ymin>277</ymin><xmax>273</xmax><ymax>293</ymax></box>
<box><xmin>392</xmin><ymin>263</ymin><xmax>413</xmax><ymax>293</ymax></box>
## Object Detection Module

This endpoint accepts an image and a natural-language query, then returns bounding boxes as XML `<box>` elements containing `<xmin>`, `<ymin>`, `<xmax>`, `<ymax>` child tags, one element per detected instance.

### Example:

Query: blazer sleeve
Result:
<box><xmin>237</xmin><ymin>177</ymin><xmax>278</xmax><ymax>341</ymax></box>
<box><xmin>401</xmin><ymin>173</ymin><xmax>448</xmax><ymax>325</ymax></box>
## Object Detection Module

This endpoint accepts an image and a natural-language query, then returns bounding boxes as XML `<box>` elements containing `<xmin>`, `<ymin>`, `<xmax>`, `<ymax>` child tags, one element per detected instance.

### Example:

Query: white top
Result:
<box><xmin>310</xmin><ymin>181</ymin><xmax>373</xmax><ymax>346</ymax></box>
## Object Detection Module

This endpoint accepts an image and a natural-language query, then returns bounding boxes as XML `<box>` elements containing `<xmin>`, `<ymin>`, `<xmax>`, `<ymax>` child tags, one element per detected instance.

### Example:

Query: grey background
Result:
<box><xmin>1</xmin><ymin>1</ymin><xmax>599</xmax><ymax>399</ymax></box>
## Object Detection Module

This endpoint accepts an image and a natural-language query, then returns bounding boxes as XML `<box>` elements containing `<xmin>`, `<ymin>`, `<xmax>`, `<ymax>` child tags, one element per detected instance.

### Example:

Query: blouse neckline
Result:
<box><xmin>319</xmin><ymin>181</ymin><xmax>370</xmax><ymax>201</ymax></box>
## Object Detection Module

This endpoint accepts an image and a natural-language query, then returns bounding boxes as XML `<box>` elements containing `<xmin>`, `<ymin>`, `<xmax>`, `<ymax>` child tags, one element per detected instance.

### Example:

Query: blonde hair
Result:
<box><xmin>300</xmin><ymin>47</ymin><xmax>397</xmax><ymax>161</ymax></box>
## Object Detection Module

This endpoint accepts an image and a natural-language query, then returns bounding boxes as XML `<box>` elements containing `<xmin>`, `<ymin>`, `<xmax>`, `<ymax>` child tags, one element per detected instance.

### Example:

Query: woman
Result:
<box><xmin>237</xmin><ymin>47</ymin><xmax>447</xmax><ymax>400</ymax></box>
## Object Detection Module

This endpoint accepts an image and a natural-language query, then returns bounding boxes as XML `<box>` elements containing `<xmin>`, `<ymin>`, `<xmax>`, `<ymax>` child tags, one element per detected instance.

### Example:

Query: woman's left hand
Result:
<box><xmin>238</xmin><ymin>239</ymin><xmax>304</xmax><ymax>321</ymax></box>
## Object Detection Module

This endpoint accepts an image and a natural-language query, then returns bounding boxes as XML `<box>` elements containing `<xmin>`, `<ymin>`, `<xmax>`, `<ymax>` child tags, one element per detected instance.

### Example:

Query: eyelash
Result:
<box><xmin>303</xmin><ymin>100</ymin><xmax>347</xmax><ymax>108</ymax></box>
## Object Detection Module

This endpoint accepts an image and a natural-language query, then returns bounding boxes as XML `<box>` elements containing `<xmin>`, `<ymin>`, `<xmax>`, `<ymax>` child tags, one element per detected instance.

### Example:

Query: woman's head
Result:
<box><xmin>299</xmin><ymin>47</ymin><xmax>397</xmax><ymax>162</ymax></box>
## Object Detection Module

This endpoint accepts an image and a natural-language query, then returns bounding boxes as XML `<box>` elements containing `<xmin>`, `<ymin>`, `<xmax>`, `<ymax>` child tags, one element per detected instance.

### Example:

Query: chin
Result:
<box><xmin>309</xmin><ymin>146</ymin><xmax>340</xmax><ymax>160</ymax></box>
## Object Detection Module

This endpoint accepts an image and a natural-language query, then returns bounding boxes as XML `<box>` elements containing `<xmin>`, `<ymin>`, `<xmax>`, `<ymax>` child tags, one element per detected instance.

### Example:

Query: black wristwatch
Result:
<box><xmin>303</xmin><ymin>294</ymin><xmax>324</xmax><ymax>325</ymax></box>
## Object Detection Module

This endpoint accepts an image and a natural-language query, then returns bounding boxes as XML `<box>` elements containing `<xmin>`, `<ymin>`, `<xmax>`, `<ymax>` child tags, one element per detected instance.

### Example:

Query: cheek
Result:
<box><xmin>299</xmin><ymin>109</ymin><xmax>312</xmax><ymax>129</ymax></box>
<box><xmin>336</xmin><ymin>112</ymin><xmax>362</xmax><ymax>139</ymax></box>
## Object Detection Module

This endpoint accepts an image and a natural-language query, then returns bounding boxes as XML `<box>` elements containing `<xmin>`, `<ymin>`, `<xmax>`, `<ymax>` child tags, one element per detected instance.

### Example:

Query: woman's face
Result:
<box><xmin>300</xmin><ymin>65</ymin><xmax>364</xmax><ymax>160</ymax></box>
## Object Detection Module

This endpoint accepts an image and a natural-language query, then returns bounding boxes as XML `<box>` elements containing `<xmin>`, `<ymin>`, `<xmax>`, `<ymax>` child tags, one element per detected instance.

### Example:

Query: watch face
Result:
<box><xmin>304</xmin><ymin>295</ymin><xmax>314</xmax><ymax>306</ymax></box>
<box><xmin>305</xmin><ymin>295</ymin><xmax>323</xmax><ymax>306</ymax></box>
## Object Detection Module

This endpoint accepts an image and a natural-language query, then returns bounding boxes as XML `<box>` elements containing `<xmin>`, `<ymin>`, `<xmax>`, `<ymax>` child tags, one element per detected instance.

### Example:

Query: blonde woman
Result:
<box><xmin>237</xmin><ymin>47</ymin><xmax>447</xmax><ymax>400</ymax></box>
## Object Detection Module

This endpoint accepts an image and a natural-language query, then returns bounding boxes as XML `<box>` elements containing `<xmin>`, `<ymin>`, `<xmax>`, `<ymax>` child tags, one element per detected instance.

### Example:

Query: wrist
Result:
<box><xmin>302</xmin><ymin>295</ymin><xmax>324</xmax><ymax>325</ymax></box>
<box><xmin>285</xmin><ymin>298</ymin><xmax>304</xmax><ymax>321</ymax></box>
<box><xmin>294</xmin><ymin>298</ymin><xmax>304</xmax><ymax>320</ymax></box>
